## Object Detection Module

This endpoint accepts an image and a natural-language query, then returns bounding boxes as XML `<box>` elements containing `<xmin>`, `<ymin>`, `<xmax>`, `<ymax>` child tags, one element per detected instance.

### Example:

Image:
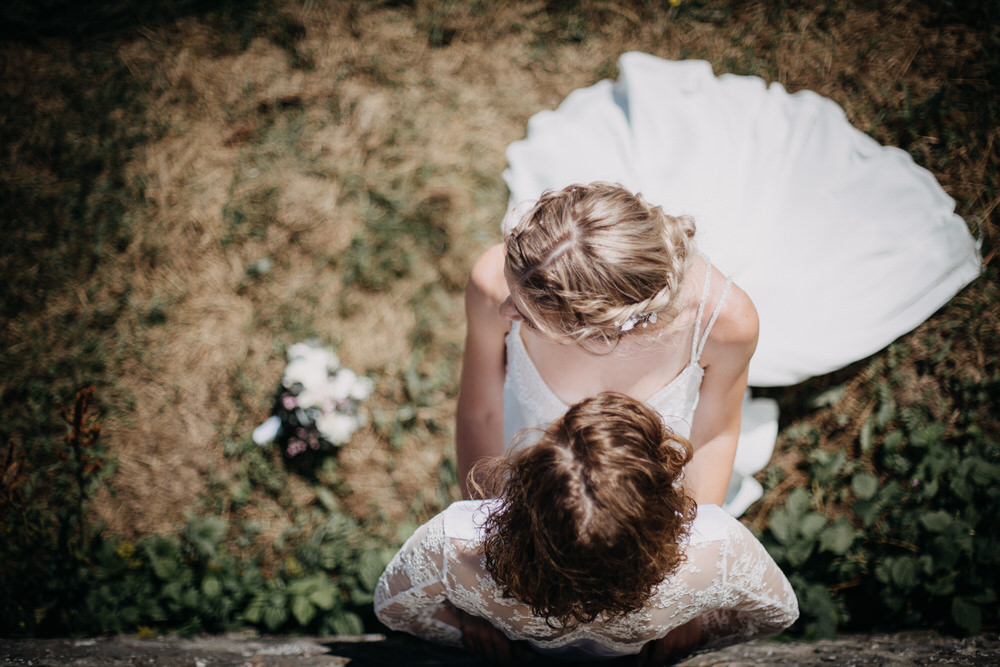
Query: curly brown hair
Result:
<box><xmin>476</xmin><ymin>392</ymin><xmax>696</xmax><ymax>628</ymax></box>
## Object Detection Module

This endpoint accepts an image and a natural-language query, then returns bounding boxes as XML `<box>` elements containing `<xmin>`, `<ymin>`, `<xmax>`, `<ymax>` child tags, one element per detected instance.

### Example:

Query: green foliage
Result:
<box><xmin>74</xmin><ymin>510</ymin><xmax>391</xmax><ymax>637</ymax></box>
<box><xmin>340</xmin><ymin>188</ymin><xmax>451</xmax><ymax>293</ymax></box>
<box><xmin>0</xmin><ymin>387</ymin><xmax>393</xmax><ymax>637</ymax></box>
<box><xmin>0</xmin><ymin>387</ymin><xmax>114</xmax><ymax>634</ymax></box>
<box><xmin>756</xmin><ymin>336</ymin><xmax>1000</xmax><ymax>638</ymax></box>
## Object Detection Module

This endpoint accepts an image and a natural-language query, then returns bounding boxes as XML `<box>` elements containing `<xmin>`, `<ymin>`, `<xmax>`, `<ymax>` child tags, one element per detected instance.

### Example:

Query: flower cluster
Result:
<box><xmin>253</xmin><ymin>341</ymin><xmax>374</xmax><ymax>460</ymax></box>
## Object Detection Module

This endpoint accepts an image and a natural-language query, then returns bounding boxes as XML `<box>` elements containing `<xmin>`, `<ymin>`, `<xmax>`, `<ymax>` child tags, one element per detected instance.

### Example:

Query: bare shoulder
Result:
<box><xmin>717</xmin><ymin>281</ymin><xmax>759</xmax><ymax>343</ymax></box>
<box><xmin>467</xmin><ymin>243</ymin><xmax>509</xmax><ymax>309</ymax></box>
<box><xmin>703</xmin><ymin>267</ymin><xmax>759</xmax><ymax>359</ymax></box>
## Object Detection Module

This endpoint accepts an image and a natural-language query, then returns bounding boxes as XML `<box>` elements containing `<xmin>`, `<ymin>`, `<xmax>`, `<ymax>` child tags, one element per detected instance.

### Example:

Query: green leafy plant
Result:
<box><xmin>0</xmin><ymin>385</ymin><xmax>393</xmax><ymax>637</ymax></box>
<box><xmin>0</xmin><ymin>386</ymin><xmax>115</xmax><ymax>634</ymax></box>
<box><xmin>755</xmin><ymin>327</ymin><xmax>1000</xmax><ymax>638</ymax></box>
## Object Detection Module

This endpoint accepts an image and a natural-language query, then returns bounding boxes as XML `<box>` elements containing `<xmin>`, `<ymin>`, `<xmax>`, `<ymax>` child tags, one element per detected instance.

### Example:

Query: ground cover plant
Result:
<box><xmin>1</xmin><ymin>0</ymin><xmax>997</xmax><ymax>640</ymax></box>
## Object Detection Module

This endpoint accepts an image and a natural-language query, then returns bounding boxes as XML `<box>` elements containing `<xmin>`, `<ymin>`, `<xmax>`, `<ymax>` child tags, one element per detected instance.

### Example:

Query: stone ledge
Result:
<box><xmin>3</xmin><ymin>630</ymin><xmax>999</xmax><ymax>666</ymax></box>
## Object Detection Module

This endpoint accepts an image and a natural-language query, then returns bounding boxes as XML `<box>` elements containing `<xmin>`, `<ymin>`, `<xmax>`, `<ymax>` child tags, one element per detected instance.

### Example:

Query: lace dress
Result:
<box><xmin>374</xmin><ymin>501</ymin><xmax>799</xmax><ymax>661</ymax></box>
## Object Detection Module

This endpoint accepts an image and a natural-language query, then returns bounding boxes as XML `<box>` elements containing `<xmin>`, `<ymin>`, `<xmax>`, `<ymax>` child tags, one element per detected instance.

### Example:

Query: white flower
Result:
<box><xmin>284</xmin><ymin>342</ymin><xmax>340</xmax><ymax>388</ymax></box>
<box><xmin>350</xmin><ymin>375</ymin><xmax>375</xmax><ymax>401</ymax></box>
<box><xmin>252</xmin><ymin>415</ymin><xmax>281</xmax><ymax>445</ymax></box>
<box><xmin>294</xmin><ymin>386</ymin><xmax>324</xmax><ymax>410</ymax></box>
<box><xmin>287</xmin><ymin>341</ymin><xmax>339</xmax><ymax>367</ymax></box>
<box><xmin>328</xmin><ymin>368</ymin><xmax>358</xmax><ymax>402</ymax></box>
<box><xmin>316</xmin><ymin>411</ymin><xmax>360</xmax><ymax>444</ymax></box>
<box><xmin>283</xmin><ymin>357</ymin><xmax>326</xmax><ymax>390</ymax></box>
<box><xmin>266</xmin><ymin>341</ymin><xmax>375</xmax><ymax>452</ymax></box>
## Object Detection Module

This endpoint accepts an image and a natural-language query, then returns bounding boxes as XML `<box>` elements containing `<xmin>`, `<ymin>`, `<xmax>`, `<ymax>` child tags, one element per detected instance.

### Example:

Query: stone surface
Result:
<box><xmin>3</xmin><ymin>630</ymin><xmax>1000</xmax><ymax>666</ymax></box>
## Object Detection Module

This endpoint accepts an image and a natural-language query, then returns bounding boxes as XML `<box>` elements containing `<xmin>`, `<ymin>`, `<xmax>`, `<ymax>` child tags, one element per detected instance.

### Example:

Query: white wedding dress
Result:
<box><xmin>375</xmin><ymin>501</ymin><xmax>798</xmax><ymax>661</ymax></box>
<box><xmin>501</xmin><ymin>52</ymin><xmax>982</xmax><ymax>516</ymax></box>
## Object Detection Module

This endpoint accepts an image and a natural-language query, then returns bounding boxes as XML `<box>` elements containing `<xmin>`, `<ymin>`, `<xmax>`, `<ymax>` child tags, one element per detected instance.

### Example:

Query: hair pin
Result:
<box><xmin>619</xmin><ymin>311</ymin><xmax>657</xmax><ymax>332</ymax></box>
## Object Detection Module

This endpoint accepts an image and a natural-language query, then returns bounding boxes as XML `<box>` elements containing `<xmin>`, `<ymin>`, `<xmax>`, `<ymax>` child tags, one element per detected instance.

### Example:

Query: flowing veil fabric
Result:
<box><xmin>502</xmin><ymin>52</ymin><xmax>982</xmax><ymax>515</ymax></box>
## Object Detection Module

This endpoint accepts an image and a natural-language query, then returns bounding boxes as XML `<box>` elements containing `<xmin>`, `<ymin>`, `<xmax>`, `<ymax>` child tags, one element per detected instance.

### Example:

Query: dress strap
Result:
<box><xmin>689</xmin><ymin>260</ymin><xmax>713</xmax><ymax>362</ymax></box>
<box><xmin>690</xmin><ymin>257</ymin><xmax>734</xmax><ymax>363</ymax></box>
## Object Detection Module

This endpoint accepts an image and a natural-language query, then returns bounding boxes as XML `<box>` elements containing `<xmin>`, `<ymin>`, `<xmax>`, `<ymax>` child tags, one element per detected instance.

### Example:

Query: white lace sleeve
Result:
<box><xmin>373</xmin><ymin>514</ymin><xmax>463</xmax><ymax>648</ymax></box>
<box><xmin>699</xmin><ymin>520</ymin><xmax>799</xmax><ymax>649</ymax></box>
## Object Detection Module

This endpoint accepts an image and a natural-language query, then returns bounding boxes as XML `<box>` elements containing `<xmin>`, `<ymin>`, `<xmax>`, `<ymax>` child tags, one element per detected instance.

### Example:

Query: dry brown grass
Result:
<box><xmin>3</xmin><ymin>0</ymin><xmax>995</xmax><ymax>544</ymax></box>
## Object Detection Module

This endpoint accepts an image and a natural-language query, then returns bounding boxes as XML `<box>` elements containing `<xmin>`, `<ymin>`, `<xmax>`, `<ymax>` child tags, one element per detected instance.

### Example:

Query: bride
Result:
<box><xmin>458</xmin><ymin>182</ymin><xmax>755</xmax><ymax>513</ymax></box>
<box><xmin>457</xmin><ymin>53</ymin><xmax>981</xmax><ymax>516</ymax></box>
<box><xmin>376</xmin><ymin>393</ymin><xmax>798</xmax><ymax>665</ymax></box>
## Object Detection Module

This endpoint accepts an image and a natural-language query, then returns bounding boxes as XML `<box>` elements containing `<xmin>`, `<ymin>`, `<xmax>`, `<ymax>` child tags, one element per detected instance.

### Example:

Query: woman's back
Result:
<box><xmin>503</xmin><ymin>253</ymin><xmax>737</xmax><ymax>445</ymax></box>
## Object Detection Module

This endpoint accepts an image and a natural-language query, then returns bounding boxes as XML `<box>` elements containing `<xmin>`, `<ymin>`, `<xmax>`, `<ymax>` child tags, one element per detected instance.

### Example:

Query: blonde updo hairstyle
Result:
<box><xmin>476</xmin><ymin>392</ymin><xmax>696</xmax><ymax>628</ymax></box>
<box><xmin>504</xmin><ymin>182</ymin><xmax>697</xmax><ymax>345</ymax></box>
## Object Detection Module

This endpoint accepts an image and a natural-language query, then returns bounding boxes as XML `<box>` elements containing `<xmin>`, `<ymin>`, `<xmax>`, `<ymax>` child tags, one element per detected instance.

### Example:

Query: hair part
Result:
<box><xmin>504</xmin><ymin>182</ymin><xmax>696</xmax><ymax>344</ymax></box>
<box><xmin>478</xmin><ymin>392</ymin><xmax>697</xmax><ymax>627</ymax></box>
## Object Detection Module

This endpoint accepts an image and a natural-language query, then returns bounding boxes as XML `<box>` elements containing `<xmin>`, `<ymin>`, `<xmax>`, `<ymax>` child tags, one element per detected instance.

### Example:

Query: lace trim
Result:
<box><xmin>375</xmin><ymin>503</ymin><xmax>799</xmax><ymax>659</ymax></box>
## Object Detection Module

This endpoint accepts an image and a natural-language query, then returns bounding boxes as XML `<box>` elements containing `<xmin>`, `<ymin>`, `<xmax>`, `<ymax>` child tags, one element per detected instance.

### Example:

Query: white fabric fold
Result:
<box><xmin>504</xmin><ymin>52</ymin><xmax>981</xmax><ymax>387</ymax></box>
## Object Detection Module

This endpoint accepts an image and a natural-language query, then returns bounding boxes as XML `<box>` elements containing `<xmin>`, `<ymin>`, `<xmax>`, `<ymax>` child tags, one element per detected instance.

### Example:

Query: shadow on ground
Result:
<box><xmin>3</xmin><ymin>630</ymin><xmax>1000</xmax><ymax>666</ymax></box>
